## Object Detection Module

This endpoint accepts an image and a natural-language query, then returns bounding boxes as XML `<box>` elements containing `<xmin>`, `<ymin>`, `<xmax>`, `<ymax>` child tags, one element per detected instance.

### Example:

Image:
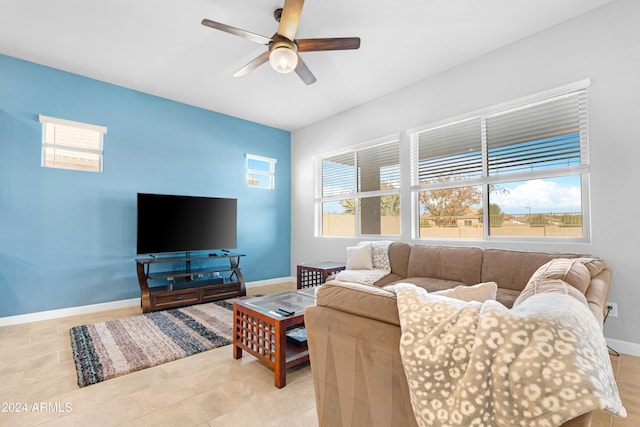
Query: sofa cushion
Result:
<box><xmin>318</xmin><ymin>280</ymin><xmax>496</xmax><ymax>327</ymax></box>
<box><xmin>496</xmin><ymin>288</ymin><xmax>520</xmax><ymax>308</ymax></box>
<box><xmin>374</xmin><ymin>272</ymin><xmax>406</xmax><ymax>287</ymax></box>
<box><xmin>406</xmin><ymin>245</ymin><xmax>483</xmax><ymax>284</ymax></box>
<box><xmin>432</xmin><ymin>281</ymin><xmax>497</xmax><ymax>302</ymax></box>
<box><xmin>481</xmin><ymin>249</ymin><xmax>586</xmax><ymax>292</ymax></box>
<box><xmin>346</xmin><ymin>245</ymin><xmax>373</xmax><ymax>270</ymax></box>
<box><xmin>392</xmin><ymin>276</ymin><xmax>469</xmax><ymax>293</ymax></box>
<box><xmin>387</xmin><ymin>242</ymin><xmax>411</xmax><ymax>278</ymax></box>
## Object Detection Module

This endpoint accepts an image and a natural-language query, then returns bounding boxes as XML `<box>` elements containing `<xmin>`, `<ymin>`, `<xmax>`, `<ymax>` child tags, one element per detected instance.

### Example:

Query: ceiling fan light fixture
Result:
<box><xmin>269</xmin><ymin>47</ymin><xmax>298</xmax><ymax>73</ymax></box>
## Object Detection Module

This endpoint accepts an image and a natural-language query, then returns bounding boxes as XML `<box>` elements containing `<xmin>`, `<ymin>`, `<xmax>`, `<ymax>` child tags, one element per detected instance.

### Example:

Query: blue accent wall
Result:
<box><xmin>0</xmin><ymin>54</ymin><xmax>291</xmax><ymax>317</ymax></box>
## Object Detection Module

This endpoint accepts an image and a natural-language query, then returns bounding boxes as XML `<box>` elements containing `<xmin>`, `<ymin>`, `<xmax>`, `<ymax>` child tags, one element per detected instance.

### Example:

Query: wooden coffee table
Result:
<box><xmin>232</xmin><ymin>290</ymin><xmax>316</xmax><ymax>388</ymax></box>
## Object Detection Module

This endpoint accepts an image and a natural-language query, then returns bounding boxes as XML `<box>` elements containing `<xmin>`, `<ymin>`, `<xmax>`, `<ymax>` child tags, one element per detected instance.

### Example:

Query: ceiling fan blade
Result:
<box><xmin>297</xmin><ymin>37</ymin><xmax>361</xmax><ymax>52</ymax></box>
<box><xmin>201</xmin><ymin>19</ymin><xmax>271</xmax><ymax>45</ymax></box>
<box><xmin>294</xmin><ymin>55</ymin><xmax>317</xmax><ymax>85</ymax></box>
<box><xmin>233</xmin><ymin>51</ymin><xmax>270</xmax><ymax>78</ymax></box>
<box><xmin>277</xmin><ymin>0</ymin><xmax>304</xmax><ymax>41</ymax></box>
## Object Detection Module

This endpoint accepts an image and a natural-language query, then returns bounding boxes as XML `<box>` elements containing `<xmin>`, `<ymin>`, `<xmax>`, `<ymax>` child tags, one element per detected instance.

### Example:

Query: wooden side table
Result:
<box><xmin>296</xmin><ymin>262</ymin><xmax>346</xmax><ymax>289</ymax></box>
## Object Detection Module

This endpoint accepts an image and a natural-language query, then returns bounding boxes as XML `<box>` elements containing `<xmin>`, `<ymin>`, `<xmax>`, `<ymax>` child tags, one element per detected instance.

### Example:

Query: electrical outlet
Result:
<box><xmin>607</xmin><ymin>302</ymin><xmax>618</xmax><ymax>318</ymax></box>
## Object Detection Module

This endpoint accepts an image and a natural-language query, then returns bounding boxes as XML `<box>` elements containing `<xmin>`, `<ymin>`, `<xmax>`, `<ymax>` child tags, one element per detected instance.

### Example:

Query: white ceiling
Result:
<box><xmin>0</xmin><ymin>0</ymin><xmax>614</xmax><ymax>131</ymax></box>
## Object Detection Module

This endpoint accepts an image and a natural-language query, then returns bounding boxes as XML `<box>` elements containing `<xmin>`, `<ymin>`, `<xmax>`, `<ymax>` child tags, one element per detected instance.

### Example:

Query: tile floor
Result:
<box><xmin>0</xmin><ymin>282</ymin><xmax>637</xmax><ymax>427</ymax></box>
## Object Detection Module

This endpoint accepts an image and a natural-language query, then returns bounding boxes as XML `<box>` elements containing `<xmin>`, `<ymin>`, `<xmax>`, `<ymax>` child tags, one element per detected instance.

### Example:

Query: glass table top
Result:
<box><xmin>245</xmin><ymin>291</ymin><xmax>316</xmax><ymax>317</ymax></box>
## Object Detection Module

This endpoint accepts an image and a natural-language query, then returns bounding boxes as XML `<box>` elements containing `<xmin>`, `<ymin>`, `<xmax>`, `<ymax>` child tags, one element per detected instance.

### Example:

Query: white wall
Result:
<box><xmin>291</xmin><ymin>0</ymin><xmax>640</xmax><ymax>348</ymax></box>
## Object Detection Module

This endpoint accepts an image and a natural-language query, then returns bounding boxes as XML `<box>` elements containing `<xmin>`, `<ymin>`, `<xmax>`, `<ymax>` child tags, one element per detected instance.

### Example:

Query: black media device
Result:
<box><xmin>276</xmin><ymin>307</ymin><xmax>295</xmax><ymax>316</ymax></box>
<box><xmin>136</xmin><ymin>193</ymin><xmax>237</xmax><ymax>255</ymax></box>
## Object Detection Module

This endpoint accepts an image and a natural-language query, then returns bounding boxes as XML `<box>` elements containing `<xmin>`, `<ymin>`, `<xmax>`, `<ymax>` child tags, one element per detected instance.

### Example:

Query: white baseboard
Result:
<box><xmin>0</xmin><ymin>298</ymin><xmax>142</xmax><ymax>327</ymax></box>
<box><xmin>245</xmin><ymin>276</ymin><xmax>295</xmax><ymax>288</ymax></box>
<box><xmin>606</xmin><ymin>337</ymin><xmax>640</xmax><ymax>358</ymax></box>
<box><xmin>0</xmin><ymin>277</ymin><xmax>295</xmax><ymax>327</ymax></box>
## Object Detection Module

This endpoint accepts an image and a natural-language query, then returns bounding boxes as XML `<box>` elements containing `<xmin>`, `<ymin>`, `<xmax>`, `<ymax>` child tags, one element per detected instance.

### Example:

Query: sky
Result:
<box><xmin>490</xmin><ymin>176</ymin><xmax>581</xmax><ymax>214</ymax></box>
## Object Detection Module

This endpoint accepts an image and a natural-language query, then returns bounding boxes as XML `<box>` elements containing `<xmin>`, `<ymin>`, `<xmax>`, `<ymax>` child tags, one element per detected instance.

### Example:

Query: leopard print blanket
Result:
<box><xmin>389</xmin><ymin>283</ymin><xmax>626</xmax><ymax>427</ymax></box>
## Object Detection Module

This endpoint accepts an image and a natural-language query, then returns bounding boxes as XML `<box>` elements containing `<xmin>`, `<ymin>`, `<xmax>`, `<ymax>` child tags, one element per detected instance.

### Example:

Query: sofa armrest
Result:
<box><xmin>305</xmin><ymin>304</ymin><xmax>417</xmax><ymax>427</ymax></box>
<box><xmin>585</xmin><ymin>267</ymin><xmax>612</xmax><ymax>327</ymax></box>
<box><xmin>317</xmin><ymin>280</ymin><xmax>400</xmax><ymax>326</ymax></box>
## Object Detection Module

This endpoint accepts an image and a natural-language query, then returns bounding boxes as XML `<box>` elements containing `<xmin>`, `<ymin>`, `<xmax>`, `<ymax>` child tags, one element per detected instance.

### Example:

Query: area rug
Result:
<box><xmin>69</xmin><ymin>300</ymin><xmax>233</xmax><ymax>387</ymax></box>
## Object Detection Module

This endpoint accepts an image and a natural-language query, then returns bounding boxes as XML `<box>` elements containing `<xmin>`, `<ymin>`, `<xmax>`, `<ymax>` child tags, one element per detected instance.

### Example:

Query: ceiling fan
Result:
<box><xmin>201</xmin><ymin>0</ymin><xmax>360</xmax><ymax>85</ymax></box>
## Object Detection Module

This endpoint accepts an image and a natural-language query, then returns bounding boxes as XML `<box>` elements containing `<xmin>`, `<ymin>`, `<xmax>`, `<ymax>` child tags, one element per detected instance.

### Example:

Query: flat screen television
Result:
<box><xmin>136</xmin><ymin>193</ymin><xmax>237</xmax><ymax>255</ymax></box>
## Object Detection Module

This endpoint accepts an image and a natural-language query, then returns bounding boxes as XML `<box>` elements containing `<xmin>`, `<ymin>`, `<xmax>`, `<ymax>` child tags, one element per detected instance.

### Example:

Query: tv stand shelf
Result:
<box><xmin>135</xmin><ymin>252</ymin><xmax>246</xmax><ymax>312</ymax></box>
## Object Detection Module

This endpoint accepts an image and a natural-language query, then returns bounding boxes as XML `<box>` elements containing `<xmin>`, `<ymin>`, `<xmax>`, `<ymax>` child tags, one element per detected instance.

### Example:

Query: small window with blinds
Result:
<box><xmin>410</xmin><ymin>84</ymin><xmax>589</xmax><ymax>241</ymax></box>
<box><xmin>318</xmin><ymin>137</ymin><xmax>400</xmax><ymax>237</ymax></box>
<box><xmin>39</xmin><ymin>114</ymin><xmax>107</xmax><ymax>172</ymax></box>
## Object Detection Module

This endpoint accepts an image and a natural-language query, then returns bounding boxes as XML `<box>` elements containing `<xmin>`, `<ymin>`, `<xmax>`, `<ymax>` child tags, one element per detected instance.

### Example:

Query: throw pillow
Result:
<box><xmin>513</xmin><ymin>278</ymin><xmax>588</xmax><ymax>308</ymax></box>
<box><xmin>526</xmin><ymin>258</ymin><xmax>592</xmax><ymax>294</ymax></box>
<box><xmin>346</xmin><ymin>245</ymin><xmax>373</xmax><ymax>270</ymax></box>
<box><xmin>432</xmin><ymin>281</ymin><xmax>498</xmax><ymax>303</ymax></box>
<box><xmin>513</xmin><ymin>257</ymin><xmax>595</xmax><ymax>308</ymax></box>
<box><xmin>355</xmin><ymin>241</ymin><xmax>392</xmax><ymax>271</ymax></box>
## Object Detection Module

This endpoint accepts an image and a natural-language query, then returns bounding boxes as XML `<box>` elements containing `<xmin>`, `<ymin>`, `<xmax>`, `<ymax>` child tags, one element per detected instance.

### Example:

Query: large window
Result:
<box><xmin>39</xmin><ymin>114</ymin><xmax>107</xmax><ymax>172</ymax></box>
<box><xmin>314</xmin><ymin>82</ymin><xmax>590</xmax><ymax>242</ymax></box>
<box><xmin>317</xmin><ymin>137</ymin><xmax>400</xmax><ymax>237</ymax></box>
<box><xmin>411</xmin><ymin>86</ymin><xmax>589</xmax><ymax>240</ymax></box>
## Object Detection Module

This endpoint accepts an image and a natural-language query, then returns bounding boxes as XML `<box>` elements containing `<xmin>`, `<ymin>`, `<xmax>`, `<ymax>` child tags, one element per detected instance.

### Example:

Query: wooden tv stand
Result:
<box><xmin>135</xmin><ymin>252</ymin><xmax>246</xmax><ymax>313</ymax></box>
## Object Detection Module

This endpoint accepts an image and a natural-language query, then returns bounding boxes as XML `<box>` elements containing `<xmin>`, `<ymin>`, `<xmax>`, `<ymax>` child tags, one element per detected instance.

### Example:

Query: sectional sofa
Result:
<box><xmin>305</xmin><ymin>243</ymin><xmax>617</xmax><ymax>427</ymax></box>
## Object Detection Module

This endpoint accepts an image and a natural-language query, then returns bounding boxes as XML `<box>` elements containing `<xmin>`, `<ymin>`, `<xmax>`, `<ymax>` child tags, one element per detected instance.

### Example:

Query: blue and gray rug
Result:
<box><xmin>69</xmin><ymin>300</ymin><xmax>233</xmax><ymax>387</ymax></box>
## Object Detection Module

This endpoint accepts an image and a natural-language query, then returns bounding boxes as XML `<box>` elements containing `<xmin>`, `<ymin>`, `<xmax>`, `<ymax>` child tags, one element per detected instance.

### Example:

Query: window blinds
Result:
<box><xmin>411</xmin><ymin>88</ymin><xmax>587</xmax><ymax>183</ymax></box>
<box><xmin>486</xmin><ymin>90</ymin><xmax>587</xmax><ymax>176</ymax></box>
<box><xmin>322</xmin><ymin>139</ymin><xmax>400</xmax><ymax>197</ymax></box>
<box><xmin>322</xmin><ymin>152</ymin><xmax>356</xmax><ymax>197</ymax></box>
<box><xmin>413</xmin><ymin>118</ymin><xmax>483</xmax><ymax>183</ymax></box>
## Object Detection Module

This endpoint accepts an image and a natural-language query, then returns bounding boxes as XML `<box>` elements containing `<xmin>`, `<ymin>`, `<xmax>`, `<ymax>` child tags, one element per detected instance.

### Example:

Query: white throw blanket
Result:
<box><xmin>336</xmin><ymin>240</ymin><xmax>392</xmax><ymax>285</ymax></box>
<box><xmin>388</xmin><ymin>283</ymin><xmax>626</xmax><ymax>427</ymax></box>
<box><xmin>335</xmin><ymin>268</ymin><xmax>389</xmax><ymax>286</ymax></box>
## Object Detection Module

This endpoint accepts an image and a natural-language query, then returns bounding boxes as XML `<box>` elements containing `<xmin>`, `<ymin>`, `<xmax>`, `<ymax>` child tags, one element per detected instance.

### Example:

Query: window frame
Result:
<box><xmin>315</xmin><ymin>134</ymin><xmax>401</xmax><ymax>238</ymax></box>
<box><xmin>409</xmin><ymin>80</ymin><xmax>591</xmax><ymax>243</ymax></box>
<box><xmin>314</xmin><ymin>80</ymin><xmax>592</xmax><ymax>243</ymax></box>
<box><xmin>39</xmin><ymin>114</ymin><xmax>107</xmax><ymax>173</ymax></box>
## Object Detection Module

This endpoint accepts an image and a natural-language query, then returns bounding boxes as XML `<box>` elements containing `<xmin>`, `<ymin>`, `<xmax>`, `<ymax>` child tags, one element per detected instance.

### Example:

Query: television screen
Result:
<box><xmin>136</xmin><ymin>193</ymin><xmax>237</xmax><ymax>255</ymax></box>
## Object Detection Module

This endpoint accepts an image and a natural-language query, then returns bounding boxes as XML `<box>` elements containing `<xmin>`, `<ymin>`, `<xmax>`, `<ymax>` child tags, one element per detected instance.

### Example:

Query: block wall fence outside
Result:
<box><xmin>320</xmin><ymin>214</ymin><xmax>582</xmax><ymax>238</ymax></box>
<box><xmin>0</xmin><ymin>54</ymin><xmax>291</xmax><ymax>318</ymax></box>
